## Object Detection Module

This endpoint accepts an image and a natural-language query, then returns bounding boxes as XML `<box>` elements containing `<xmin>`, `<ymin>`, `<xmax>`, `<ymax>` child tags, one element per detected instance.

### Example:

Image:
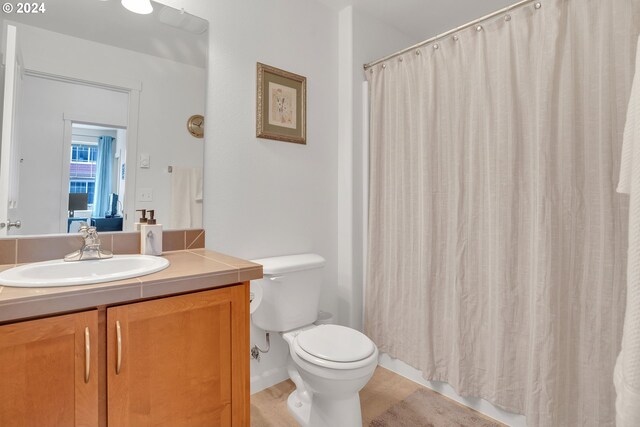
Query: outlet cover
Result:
<box><xmin>138</xmin><ymin>188</ymin><xmax>153</xmax><ymax>202</ymax></box>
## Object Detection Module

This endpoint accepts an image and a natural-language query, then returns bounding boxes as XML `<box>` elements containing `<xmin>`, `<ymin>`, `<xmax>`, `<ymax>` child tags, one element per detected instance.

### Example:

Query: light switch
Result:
<box><xmin>139</xmin><ymin>153</ymin><xmax>150</xmax><ymax>168</ymax></box>
<box><xmin>138</xmin><ymin>188</ymin><xmax>153</xmax><ymax>202</ymax></box>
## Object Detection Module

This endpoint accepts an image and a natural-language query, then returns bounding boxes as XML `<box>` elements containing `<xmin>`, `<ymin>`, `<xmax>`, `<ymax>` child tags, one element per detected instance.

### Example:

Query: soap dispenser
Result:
<box><xmin>134</xmin><ymin>209</ymin><xmax>148</xmax><ymax>231</ymax></box>
<box><xmin>140</xmin><ymin>210</ymin><xmax>163</xmax><ymax>256</ymax></box>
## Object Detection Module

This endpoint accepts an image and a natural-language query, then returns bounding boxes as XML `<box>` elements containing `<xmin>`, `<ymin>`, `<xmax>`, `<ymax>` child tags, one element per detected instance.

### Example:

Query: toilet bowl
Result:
<box><xmin>282</xmin><ymin>324</ymin><xmax>378</xmax><ymax>427</ymax></box>
<box><xmin>250</xmin><ymin>254</ymin><xmax>379</xmax><ymax>427</ymax></box>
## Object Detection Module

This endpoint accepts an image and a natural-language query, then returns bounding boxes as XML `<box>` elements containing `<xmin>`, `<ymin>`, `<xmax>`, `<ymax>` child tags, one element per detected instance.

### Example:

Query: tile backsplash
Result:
<box><xmin>0</xmin><ymin>229</ymin><xmax>205</xmax><ymax>265</ymax></box>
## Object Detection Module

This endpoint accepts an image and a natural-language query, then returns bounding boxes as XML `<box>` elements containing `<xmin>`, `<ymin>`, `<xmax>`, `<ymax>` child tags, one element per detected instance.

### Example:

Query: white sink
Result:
<box><xmin>0</xmin><ymin>255</ymin><xmax>170</xmax><ymax>288</ymax></box>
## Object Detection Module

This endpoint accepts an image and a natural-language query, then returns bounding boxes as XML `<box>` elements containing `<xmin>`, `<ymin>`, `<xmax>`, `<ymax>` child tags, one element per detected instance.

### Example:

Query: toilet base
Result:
<box><xmin>287</xmin><ymin>388</ymin><xmax>363</xmax><ymax>427</ymax></box>
<box><xmin>287</xmin><ymin>390</ymin><xmax>311</xmax><ymax>426</ymax></box>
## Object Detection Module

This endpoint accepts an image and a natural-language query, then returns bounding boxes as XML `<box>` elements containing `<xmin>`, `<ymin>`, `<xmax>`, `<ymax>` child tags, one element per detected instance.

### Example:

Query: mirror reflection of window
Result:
<box><xmin>71</xmin><ymin>145</ymin><xmax>98</xmax><ymax>163</ymax></box>
<box><xmin>70</xmin><ymin>144</ymin><xmax>98</xmax><ymax>208</ymax></box>
<box><xmin>68</xmin><ymin>124</ymin><xmax>124</xmax><ymax>228</ymax></box>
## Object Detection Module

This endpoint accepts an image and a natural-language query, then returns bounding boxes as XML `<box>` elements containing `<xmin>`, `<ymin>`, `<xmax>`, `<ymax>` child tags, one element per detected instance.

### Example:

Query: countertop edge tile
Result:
<box><xmin>238</xmin><ymin>266</ymin><xmax>264</xmax><ymax>282</ymax></box>
<box><xmin>0</xmin><ymin>285</ymin><xmax>142</xmax><ymax>323</ymax></box>
<box><xmin>140</xmin><ymin>272</ymin><xmax>240</xmax><ymax>299</ymax></box>
<box><xmin>0</xmin><ymin>277</ymin><xmax>141</xmax><ymax>308</ymax></box>
<box><xmin>0</xmin><ymin>278</ymin><xmax>142</xmax><ymax>305</ymax></box>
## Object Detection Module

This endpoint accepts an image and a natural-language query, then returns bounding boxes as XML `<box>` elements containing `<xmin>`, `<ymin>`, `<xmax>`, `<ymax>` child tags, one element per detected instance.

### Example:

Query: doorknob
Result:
<box><xmin>5</xmin><ymin>220</ymin><xmax>20</xmax><ymax>230</ymax></box>
<box><xmin>0</xmin><ymin>220</ymin><xmax>20</xmax><ymax>229</ymax></box>
<box><xmin>0</xmin><ymin>220</ymin><xmax>21</xmax><ymax>229</ymax></box>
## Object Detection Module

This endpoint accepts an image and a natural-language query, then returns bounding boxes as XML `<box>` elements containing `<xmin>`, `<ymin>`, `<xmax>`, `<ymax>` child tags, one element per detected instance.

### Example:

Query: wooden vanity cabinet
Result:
<box><xmin>107</xmin><ymin>285</ymin><xmax>249</xmax><ymax>427</ymax></box>
<box><xmin>0</xmin><ymin>310</ymin><xmax>99</xmax><ymax>427</ymax></box>
<box><xmin>0</xmin><ymin>283</ymin><xmax>249</xmax><ymax>427</ymax></box>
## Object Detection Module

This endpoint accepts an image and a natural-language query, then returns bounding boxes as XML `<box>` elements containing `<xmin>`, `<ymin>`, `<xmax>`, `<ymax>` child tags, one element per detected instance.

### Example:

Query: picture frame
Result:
<box><xmin>256</xmin><ymin>62</ymin><xmax>307</xmax><ymax>144</ymax></box>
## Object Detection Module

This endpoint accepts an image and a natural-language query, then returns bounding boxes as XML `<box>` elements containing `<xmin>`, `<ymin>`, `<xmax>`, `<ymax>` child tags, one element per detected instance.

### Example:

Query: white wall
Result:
<box><xmin>13</xmin><ymin>22</ymin><xmax>205</xmax><ymax>230</ymax></box>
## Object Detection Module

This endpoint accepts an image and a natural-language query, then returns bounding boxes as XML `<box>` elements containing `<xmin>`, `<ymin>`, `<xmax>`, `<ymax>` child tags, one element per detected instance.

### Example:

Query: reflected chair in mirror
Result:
<box><xmin>68</xmin><ymin>193</ymin><xmax>89</xmax><ymax>233</ymax></box>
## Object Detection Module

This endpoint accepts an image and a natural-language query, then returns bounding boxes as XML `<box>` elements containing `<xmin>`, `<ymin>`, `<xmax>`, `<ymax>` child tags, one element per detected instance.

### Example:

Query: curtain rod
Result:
<box><xmin>72</xmin><ymin>134</ymin><xmax>102</xmax><ymax>139</ymax></box>
<box><xmin>363</xmin><ymin>0</ymin><xmax>539</xmax><ymax>70</ymax></box>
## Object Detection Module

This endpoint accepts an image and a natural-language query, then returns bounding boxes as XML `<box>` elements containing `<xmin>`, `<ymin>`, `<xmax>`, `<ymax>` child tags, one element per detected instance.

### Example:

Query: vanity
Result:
<box><xmin>0</xmin><ymin>237</ymin><xmax>262</xmax><ymax>427</ymax></box>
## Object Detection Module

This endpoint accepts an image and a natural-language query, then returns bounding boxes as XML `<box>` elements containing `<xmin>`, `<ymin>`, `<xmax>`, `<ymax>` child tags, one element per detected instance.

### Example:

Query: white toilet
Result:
<box><xmin>251</xmin><ymin>254</ymin><xmax>379</xmax><ymax>427</ymax></box>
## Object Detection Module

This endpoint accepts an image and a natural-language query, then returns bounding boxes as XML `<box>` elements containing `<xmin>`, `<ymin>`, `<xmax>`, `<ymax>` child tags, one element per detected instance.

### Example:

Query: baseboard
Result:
<box><xmin>378</xmin><ymin>353</ymin><xmax>527</xmax><ymax>427</ymax></box>
<box><xmin>250</xmin><ymin>366</ymin><xmax>290</xmax><ymax>395</ymax></box>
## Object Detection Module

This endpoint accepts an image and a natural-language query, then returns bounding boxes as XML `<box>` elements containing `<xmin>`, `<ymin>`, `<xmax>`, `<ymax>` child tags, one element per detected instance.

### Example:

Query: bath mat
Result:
<box><xmin>369</xmin><ymin>388</ymin><xmax>502</xmax><ymax>427</ymax></box>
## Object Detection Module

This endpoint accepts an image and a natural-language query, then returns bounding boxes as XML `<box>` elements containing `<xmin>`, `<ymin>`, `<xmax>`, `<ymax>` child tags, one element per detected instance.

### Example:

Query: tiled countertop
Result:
<box><xmin>0</xmin><ymin>249</ymin><xmax>263</xmax><ymax>323</ymax></box>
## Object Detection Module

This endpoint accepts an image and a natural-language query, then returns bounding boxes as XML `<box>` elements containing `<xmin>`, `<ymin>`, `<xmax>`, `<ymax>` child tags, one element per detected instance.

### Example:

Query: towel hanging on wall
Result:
<box><xmin>169</xmin><ymin>166</ymin><xmax>203</xmax><ymax>229</ymax></box>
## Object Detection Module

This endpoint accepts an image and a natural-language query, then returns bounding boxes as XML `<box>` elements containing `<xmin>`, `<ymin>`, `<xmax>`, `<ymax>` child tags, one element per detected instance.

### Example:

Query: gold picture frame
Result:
<box><xmin>256</xmin><ymin>62</ymin><xmax>306</xmax><ymax>144</ymax></box>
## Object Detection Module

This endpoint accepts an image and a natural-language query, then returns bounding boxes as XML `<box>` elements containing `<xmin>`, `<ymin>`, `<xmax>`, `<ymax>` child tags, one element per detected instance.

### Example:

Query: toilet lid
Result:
<box><xmin>296</xmin><ymin>325</ymin><xmax>376</xmax><ymax>363</ymax></box>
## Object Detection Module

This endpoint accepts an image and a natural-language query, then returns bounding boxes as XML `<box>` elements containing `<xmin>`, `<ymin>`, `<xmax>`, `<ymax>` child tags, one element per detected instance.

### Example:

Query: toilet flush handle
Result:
<box><xmin>269</xmin><ymin>276</ymin><xmax>285</xmax><ymax>282</ymax></box>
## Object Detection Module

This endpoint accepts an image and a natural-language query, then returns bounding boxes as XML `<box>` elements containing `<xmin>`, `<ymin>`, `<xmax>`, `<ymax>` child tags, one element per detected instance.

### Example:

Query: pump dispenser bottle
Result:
<box><xmin>134</xmin><ymin>209</ymin><xmax>148</xmax><ymax>231</ymax></box>
<box><xmin>140</xmin><ymin>210</ymin><xmax>163</xmax><ymax>255</ymax></box>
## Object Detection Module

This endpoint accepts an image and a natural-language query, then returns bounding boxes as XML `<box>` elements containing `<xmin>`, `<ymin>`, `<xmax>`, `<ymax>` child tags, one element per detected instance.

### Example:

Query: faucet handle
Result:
<box><xmin>78</xmin><ymin>224</ymin><xmax>98</xmax><ymax>242</ymax></box>
<box><xmin>86</xmin><ymin>227</ymin><xmax>99</xmax><ymax>241</ymax></box>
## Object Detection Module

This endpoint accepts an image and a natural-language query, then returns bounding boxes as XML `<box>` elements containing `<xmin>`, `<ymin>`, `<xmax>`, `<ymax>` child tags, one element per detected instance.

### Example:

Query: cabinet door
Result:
<box><xmin>107</xmin><ymin>284</ymin><xmax>249</xmax><ymax>427</ymax></box>
<box><xmin>0</xmin><ymin>310</ymin><xmax>99</xmax><ymax>427</ymax></box>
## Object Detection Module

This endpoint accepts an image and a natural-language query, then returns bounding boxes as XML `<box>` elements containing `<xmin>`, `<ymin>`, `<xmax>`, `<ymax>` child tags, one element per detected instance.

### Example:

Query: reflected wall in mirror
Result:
<box><xmin>0</xmin><ymin>0</ymin><xmax>208</xmax><ymax>236</ymax></box>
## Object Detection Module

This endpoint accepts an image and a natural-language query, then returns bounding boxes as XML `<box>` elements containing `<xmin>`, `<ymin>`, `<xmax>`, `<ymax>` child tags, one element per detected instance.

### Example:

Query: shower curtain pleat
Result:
<box><xmin>365</xmin><ymin>0</ymin><xmax>640</xmax><ymax>425</ymax></box>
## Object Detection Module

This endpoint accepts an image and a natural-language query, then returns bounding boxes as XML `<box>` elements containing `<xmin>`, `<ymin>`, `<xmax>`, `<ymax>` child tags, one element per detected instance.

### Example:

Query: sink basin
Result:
<box><xmin>0</xmin><ymin>255</ymin><xmax>170</xmax><ymax>288</ymax></box>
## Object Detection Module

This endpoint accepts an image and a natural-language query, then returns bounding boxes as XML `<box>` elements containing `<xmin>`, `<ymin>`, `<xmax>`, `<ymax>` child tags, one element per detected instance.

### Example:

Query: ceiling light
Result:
<box><xmin>121</xmin><ymin>0</ymin><xmax>153</xmax><ymax>15</ymax></box>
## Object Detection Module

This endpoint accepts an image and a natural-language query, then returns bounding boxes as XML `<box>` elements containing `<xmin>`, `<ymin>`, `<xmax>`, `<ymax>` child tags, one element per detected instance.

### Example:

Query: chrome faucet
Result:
<box><xmin>64</xmin><ymin>223</ymin><xmax>113</xmax><ymax>262</ymax></box>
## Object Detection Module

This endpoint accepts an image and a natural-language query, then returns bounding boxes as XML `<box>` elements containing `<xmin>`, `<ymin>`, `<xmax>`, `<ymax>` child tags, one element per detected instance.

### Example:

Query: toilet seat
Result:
<box><xmin>292</xmin><ymin>325</ymin><xmax>377</xmax><ymax>370</ymax></box>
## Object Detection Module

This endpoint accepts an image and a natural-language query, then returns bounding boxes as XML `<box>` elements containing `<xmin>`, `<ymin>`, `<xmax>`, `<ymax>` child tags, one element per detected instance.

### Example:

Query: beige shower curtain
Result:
<box><xmin>365</xmin><ymin>0</ymin><xmax>640</xmax><ymax>425</ymax></box>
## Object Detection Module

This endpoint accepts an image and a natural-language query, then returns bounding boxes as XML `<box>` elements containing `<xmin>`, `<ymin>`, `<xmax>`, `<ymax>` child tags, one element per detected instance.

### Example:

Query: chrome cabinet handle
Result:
<box><xmin>84</xmin><ymin>327</ymin><xmax>90</xmax><ymax>383</ymax></box>
<box><xmin>116</xmin><ymin>320</ymin><xmax>122</xmax><ymax>375</ymax></box>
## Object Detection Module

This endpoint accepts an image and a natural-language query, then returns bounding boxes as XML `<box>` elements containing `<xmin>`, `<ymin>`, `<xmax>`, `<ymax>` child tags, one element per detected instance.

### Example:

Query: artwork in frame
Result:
<box><xmin>256</xmin><ymin>62</ymin><xmax>307</xmax><ymax>144</ymax></box>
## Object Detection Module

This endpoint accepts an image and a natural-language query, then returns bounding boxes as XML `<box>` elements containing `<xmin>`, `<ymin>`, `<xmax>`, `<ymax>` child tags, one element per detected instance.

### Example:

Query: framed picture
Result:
<box><xmin>256</xmin><ymin>62</ymin><xmax>306</xmax><ymax>144</ymax></box>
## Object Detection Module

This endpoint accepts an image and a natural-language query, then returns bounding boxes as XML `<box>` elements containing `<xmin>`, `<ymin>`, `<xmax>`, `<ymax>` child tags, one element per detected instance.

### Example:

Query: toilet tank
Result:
<box><xmin>251</xmin><ymin>254</ymin><xmax>325</xmax><ymax>332</ymax></box>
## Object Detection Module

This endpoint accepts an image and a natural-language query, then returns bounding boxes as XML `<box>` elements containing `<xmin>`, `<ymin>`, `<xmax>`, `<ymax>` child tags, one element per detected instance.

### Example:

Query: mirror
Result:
<box><xmin>0</xmin><ymin>0</ymin><xmax>208</xmax><ymax>236</ymax></box>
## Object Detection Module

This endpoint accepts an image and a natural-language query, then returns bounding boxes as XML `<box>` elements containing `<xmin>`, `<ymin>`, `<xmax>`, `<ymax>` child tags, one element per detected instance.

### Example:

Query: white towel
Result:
<box><xmin>169</xmin><ymin>167</ymin><xmax>203</xmax><ymax>229</ymax></box>
<box><xmin>616</xmin><ymin>35</ymin><xmax>640</xmax><ymax>427</ymax></box>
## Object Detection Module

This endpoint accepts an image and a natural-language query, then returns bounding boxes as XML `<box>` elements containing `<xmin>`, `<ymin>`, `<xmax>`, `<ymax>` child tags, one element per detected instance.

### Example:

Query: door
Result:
<box><xmin>107</xmin><ymin>284</ymin><xmax>249</xmax><ymax>427</ymax></box>
<box><xmin>0</xmin><ymin>310</ymin><xmax>99</xmax><ymax>427</ymax></box>
<box><xmin>0</xmin><ymin>24</ymin><xmax>23</xmax><ymax>235</ymax></box>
